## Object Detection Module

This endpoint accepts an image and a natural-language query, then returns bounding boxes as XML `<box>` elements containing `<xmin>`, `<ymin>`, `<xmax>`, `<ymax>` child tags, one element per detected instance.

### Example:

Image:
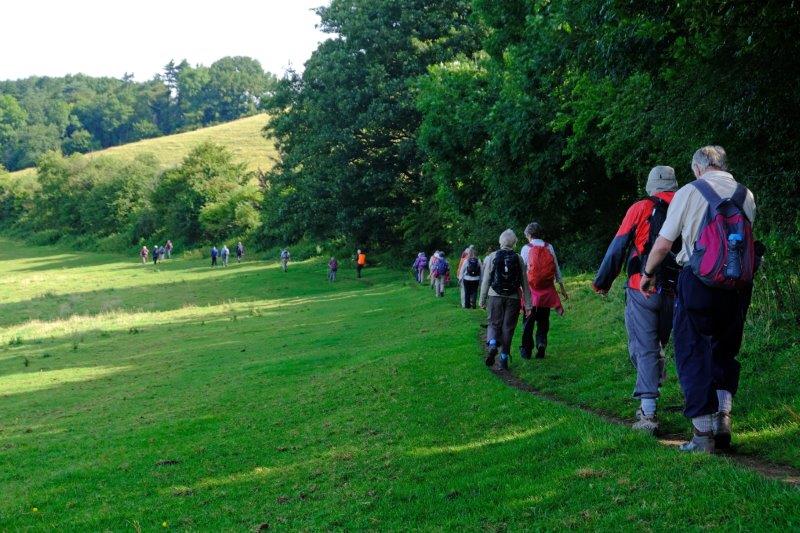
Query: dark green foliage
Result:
<box><xmin>262</xmin><ymin>0</ymin><xmax>481</xmax><ymax>252</ymax></box>
<box><xmin>416</xmin><ymin>0</ymin><xmax>800</xmax><ymax>274</ymax></box>
<box><xmin>0</xmin><ymin>57</ymin><xmax>277</xmax><ymax>171</ymax></box>
<box><xmin>151</xmin><ymin>142</ymin><xmax>262</xmax><ymax>245</ymax></box>
<box><xmin>0</xmin><ymin>142</ymin><xmax>260</xmax><ymax>251</ymax></box>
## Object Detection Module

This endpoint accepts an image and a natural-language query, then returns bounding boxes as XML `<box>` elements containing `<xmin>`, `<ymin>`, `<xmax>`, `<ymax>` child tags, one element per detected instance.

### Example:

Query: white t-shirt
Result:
<box><xmin>659</xmin><ymin>171</ymin><xmax>756</xmax><ymax>265</ymax></box>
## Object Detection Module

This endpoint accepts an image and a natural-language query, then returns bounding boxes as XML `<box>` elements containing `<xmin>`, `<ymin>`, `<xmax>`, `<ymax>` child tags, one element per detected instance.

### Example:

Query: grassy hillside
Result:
<box><xmin>1</xmin><ymin>240</ymin><xmax>799</xmax><ymax>530</ymax></box>
<box><xmin>5</xmin><ymin>114</ymin><xmax>276</xmax><ymax>182</ymax></box>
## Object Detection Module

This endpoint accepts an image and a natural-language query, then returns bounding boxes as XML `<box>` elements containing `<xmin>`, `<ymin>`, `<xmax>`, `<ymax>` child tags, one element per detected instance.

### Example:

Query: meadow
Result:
<box><xmin>1</xmin><ymin>239</ymin><xmax>799</xmax><ymax>530</ymax></box>
<box><xmin>3</xmin><ymin>113</ymin><xmax>276</xmax><ymax>184</ymax></box>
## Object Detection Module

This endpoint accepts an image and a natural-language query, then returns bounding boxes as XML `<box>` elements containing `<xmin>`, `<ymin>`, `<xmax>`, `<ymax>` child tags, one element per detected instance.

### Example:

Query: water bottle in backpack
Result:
<box><xmin>725</xmin><ymin>233</ymin><xmax>743</xmax><ymax>280</ymax></box>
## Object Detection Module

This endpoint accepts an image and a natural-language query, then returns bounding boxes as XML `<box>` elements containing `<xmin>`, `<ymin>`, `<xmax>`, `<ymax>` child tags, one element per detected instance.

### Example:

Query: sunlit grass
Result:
<box><xmin>4</xmin><ymin>114</ymin><xmax>276</xmax><ymax>185</ymax></box>
<box><xmin>0</xmin><ymin>365</ymin><xmax>131</xmax><ymax>395</ymax></box>
<box><xmin>1</xmin><ymin>239</ymin><xmax>799</xmax><ymax>530</ymax></box>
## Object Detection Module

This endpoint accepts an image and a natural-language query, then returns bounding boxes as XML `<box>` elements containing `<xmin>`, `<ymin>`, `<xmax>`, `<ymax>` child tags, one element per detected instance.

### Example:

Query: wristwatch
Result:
<box><xmin>643</xmin><ymin>269</ymin><xmax>654</xmax><ymax>278</ymax></box>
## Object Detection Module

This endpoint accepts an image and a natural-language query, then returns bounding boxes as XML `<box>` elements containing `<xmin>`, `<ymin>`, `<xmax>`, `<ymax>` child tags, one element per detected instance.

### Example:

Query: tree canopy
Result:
<box><xmin>0</xmin><ymin>57</ymin><xmax>277</xmax><ymax>171</ymax></box>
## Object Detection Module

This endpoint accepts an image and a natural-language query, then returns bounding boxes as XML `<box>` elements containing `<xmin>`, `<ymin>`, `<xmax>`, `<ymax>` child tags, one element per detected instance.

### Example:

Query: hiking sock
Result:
<box><xmin>717</xmin><ymin>390</ymin><xmax>733</xmax><ymax>413</ymax></box>
<box><xmin>692</xmin><ymin>415</ymin><xmax>713</xmax><ymax>434</ymax></box>
<box><xmin>640</xmin><ymin>398</ymin><xmax>657</xmax><ymax>418</ymax></box>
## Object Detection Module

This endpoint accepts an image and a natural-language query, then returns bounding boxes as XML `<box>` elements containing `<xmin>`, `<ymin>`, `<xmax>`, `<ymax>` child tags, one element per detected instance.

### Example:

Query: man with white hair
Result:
<box><xmin>641</xmin><ymin>146</ymin><xmax>756</xmax><ymax>453</ymax></box>
<box><xmin>479</xmin><ymin>229</ymin><xmax>532</xmax><ymax>370</ymax></box>
<box><xmin>593</xmin><ymin>166</ymin><xmax>680</xmax><ymax>433</ymax></box>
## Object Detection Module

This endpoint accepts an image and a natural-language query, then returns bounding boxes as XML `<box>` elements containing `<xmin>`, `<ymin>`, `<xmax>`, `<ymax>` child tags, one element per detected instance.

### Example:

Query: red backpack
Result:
<box><xmin>527</xmin><ymin>244</ymin><xmax>556</xmax><ymax>289</ymax></box>
<box><xmin>689</xmin><ymin>180</ymin><xmax>755</xmax><ymax>290</ymax></box>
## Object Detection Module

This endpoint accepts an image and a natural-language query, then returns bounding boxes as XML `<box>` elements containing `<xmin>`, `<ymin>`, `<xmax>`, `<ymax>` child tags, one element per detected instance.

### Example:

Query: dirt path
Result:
<box><xmin>477</xmin><ymin>330</ymin><xmax>800</xmax><ymax>487</ymax></box>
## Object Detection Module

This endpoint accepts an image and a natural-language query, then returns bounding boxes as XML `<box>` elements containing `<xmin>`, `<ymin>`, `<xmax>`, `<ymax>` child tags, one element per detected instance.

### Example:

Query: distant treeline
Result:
<box><xmin>0</xmin><ymin>143</ymin><xmax>262</xmax><ymax>251</ymax></box>
<box><xmin>0</xmin><ymin>57</ymin><xmax>276</xmax><ymax>171</ymax></box>
<box><xmin>262</xmin><ymin>0</ymin><xmax>799</xmax><ymax>279</ymax></box>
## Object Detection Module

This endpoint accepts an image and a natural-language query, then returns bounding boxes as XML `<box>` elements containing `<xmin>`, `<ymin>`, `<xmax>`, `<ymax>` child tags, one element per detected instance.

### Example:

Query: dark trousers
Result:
<box><xmin>463</xmin><ymin>280</ymin><xmax>479</xmax><ymax>308</ymax></box>
<box><xmin>673</xmin><ymin>268</ymin><xmax>752</xmax><ymax>418</ymax></box>
<box><xmin>520</xmin><ymin>307</ymin><xmax>551</xmax><ymax>352</ymax></box>
<box><xmin>357</xmin><ymin>265</ymin><xmax>363</xmax><ymax>278</ymax></box>
<box><xmin>211</xmin><ymin>256</ymin><xmax>217</xmax><ymax>266</ymax></box>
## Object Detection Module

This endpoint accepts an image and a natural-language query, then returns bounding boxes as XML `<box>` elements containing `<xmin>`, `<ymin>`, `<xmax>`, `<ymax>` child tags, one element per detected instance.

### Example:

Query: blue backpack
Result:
<box><xmin>434</xmin><ymin>259</ymin><xmax>449</xmax><ymax>278</ymax></box>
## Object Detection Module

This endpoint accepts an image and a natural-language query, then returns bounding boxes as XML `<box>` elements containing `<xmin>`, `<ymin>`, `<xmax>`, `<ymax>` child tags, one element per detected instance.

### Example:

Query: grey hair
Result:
<box><xmin>692</xmin><ymin>145</ymin><xmax>728</xmax><ymax>174</ymax></box>
<box><xmin>498</xmin><ymin>229</ymin><xmax>517</xmax><ymax>248</ymax></box>
<box><xmin>466</xmin><ymin>247</ymin><xmax>477</xmax><ymax>258</ymax></box>
<box><xmin>524</xmin><ymin>222</ymin><xmax>543</xmax><ymax>240</ymax></box>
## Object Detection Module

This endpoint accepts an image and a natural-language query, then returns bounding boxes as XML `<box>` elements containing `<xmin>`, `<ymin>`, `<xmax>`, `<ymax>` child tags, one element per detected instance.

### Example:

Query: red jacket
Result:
<box><xmin>593</xmin><ymin>191</ymin><xmax>675</xmax><ymax>292</ymax></box>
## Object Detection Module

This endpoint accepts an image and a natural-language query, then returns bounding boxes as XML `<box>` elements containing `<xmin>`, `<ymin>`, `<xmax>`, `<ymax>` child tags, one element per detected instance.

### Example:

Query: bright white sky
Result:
<box><xmin>0</xmin><ymin>0</ymin><xmax>331</xmax><ymax>81</ymax></box>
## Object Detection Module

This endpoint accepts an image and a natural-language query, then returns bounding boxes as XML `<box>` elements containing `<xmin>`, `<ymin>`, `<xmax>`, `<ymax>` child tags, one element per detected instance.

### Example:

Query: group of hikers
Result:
<box><xmin>414</xmin><ymin>225</ymin><xmax>570</xmax><ymax>359</ymax></box>
<box><xmin>134</xmin><ymin>145</ymin><xmax>758</xmax><ymax>455</ymax></box>
<box><xmin>279</xmin><ymin>248</ymin><xmax>367</xmax><ymax>282</ymax></box>
<box><xmin>416</xmin><ymin>145</ymin><xmax>761</xmax><ymax>455</ymax></box>
<box><xmin>139</xmin><ymin>240</ymin><xmax>173</xmax><ymax>265</ymax></box>
<box><xmin>210</xmin><ymin>242</ymin><xmax>245</xmax><ymax>267</ymax></box>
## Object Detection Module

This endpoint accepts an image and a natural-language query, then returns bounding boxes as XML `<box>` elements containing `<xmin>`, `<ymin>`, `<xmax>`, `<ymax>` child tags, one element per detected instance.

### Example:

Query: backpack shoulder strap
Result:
<box><xmin>731</xmin><ymin>183</ymin><xmax>748</xmax><ymax>209</ymax></box>
<box><xmin>691</xmin><ymin>179</ymin><xmax>723</xmax><ymax>208</ymax></box>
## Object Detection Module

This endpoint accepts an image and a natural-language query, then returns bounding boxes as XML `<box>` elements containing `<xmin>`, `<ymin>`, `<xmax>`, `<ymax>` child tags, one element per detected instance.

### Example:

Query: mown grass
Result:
<box><xmin>1</xmin><ymin>239</ymin><xmax>799</xmax><ymax>530</ymax></box>
<box><xmin>513</xmin><ymin>274</ymin><xmax>800</xmax><ymax>468</ymax></box>
<box><xmin>4</xmin><ymin>114</ymin><xmax>276</xmax><ymax>184</ymax></box>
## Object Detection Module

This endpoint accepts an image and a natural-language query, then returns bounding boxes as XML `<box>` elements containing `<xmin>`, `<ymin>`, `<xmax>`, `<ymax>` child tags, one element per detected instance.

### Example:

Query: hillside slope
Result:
<box><xmin>5</xmin><ymin>114</ymin><xmax>276</xmax><ymax>182</ymax></box>
<box><xmin>1</xmin><ymin>240</ymin><xmax>799</xmax><ymax>530</ymax></box>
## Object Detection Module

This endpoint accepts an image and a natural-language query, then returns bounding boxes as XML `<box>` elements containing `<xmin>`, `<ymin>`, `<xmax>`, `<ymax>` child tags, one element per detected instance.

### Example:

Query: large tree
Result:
<box><xmin>263</xmin><ymin>0</ymin><xmax>480</xmax><ymax>251</ymax></box>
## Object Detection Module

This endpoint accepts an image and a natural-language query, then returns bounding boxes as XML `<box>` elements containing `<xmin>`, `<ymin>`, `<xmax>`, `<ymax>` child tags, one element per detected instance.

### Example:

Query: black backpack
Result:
<box><xmin>631</xmin><ymin>196</ymin><xmax>682</xmax><ymax>291</ymax></box>
<box><xmin>490</xmin><ymin>250</ymin><xmax>521</xmax><ymax>296</ymax></box>
<box><xmin>466</xmin><ymin>257</ymin><xmax>481</xmax><ymax>277</ymax></box>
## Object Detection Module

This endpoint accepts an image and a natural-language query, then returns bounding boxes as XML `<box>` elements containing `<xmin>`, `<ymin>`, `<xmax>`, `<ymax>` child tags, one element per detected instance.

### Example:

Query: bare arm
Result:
<box><xmin>639</xmin><ymin>236</ymin><xmax>674</xmax><ymax>293</ymax></box>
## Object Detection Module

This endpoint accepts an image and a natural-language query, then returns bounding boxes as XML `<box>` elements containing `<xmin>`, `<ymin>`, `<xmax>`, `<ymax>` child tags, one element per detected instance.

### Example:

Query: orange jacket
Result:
<box><xmin>357</xmin><ymin>253</ymin><xmax>366</xmax><ymax>266</ymax></box>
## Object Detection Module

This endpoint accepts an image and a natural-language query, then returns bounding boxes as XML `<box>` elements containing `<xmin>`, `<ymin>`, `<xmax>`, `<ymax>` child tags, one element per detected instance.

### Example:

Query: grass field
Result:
<box><xmin>1</xmin><ymin>240</ymin><xmax>799</xmax><ymax>530</ymax></box>
<box><xmin>514</xmin><ymin>274</ymin><xmax>800</xmax><ymax>469</ymax></box>
<box><xmin>4</xmin><ymin>114</ymin><xmax>276</xmax><ymax>183</ymax></box>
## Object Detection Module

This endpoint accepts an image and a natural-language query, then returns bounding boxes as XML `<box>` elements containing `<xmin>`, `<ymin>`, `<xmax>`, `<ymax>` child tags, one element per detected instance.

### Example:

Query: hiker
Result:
<box><xmin>429</xmin><ymin>251</ymin><xmax>441</xmax><ymax>289</ymax></box>
<box><xmin>479</xmin><ymin>229</ymin><xmax>532</xmax><ymax>370</ymax></box>
<box><xmin>221</xmin><ymin>245</ymin><xmax>230</xmax><ymax>267</ymax></box>
<box><xmin>165</xmin><ymin>240</ymin><xmax>173</xmax><ymax>259</ymax></box>
<box><xmin>432</xmin><ymin>252</ymin><xmax>450</xmax><ymax>297</ymax></box>
<box><xmin>280</xmin><ymin>249</ymin><xmax>290</xmax><ymax>272</ymax></box>
<box><xmin>412</xmin><ymin>252</ymin><xmax>428</xmax><ymax>283</ymax></box>
<box><xmin>593</xmin><ymin>166</ymin><xmax>680</xmax><ymax>433</ymax></box>
<box><xmin>328</xmin><ymin>257</ymin><xmax>338</xmax><ymax>282</ymax></box>
<box><xmin>153</xmin><ymin>244</ymin><xmax>160</xmax><ymax>266</ymax></box>
<box><xmin>641</xmin><ymin>146</ymin><xmax>757</xmax><ymax>454</ymax></box>
<box><xmin>236</xmin><ymin>241</ymin><xmax>245</xmax><ymax>263</ymax></box>
<box><xmin>456</xmin><ymin>247</ymin><xmax>471</xmax><ymax>306</ymax></box>
<box><xmin>520</xmin><ymin>222</ymin><xmax>569</xmax><ymax>360</ymax></box>
<box><xmin>356</xmin><ymin>249</ymin><xmax>367</xmax><ymax>278</ymax></box>
<box><xmin>459</xmin><ymin>247</ymin><xmax>482</xmax><ymax>309</ymax></box>
<box><xmin>211</xmin><ymin>246</ymin><xmax>219</xmax><ymax>267</ymax></box>
<box><xmin>140</xmin><ymin>245</ymin><xmax>149</xmax><ymax>264</ymax></box>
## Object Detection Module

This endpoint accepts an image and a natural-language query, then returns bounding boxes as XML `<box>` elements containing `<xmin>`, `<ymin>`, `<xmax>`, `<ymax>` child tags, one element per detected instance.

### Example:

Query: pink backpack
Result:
<box><xmin>689</xmin><ymin>180</ymin><xmax>755</xmax><ymax>290</ymax></box>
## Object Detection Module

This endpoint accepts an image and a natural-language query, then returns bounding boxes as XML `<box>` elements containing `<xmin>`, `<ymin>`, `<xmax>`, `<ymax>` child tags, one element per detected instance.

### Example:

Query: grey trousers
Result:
<box><xmin>434</xmin><ymin>276</ymin><xmax>446</xmax><ymax>296</ymax></box>
<box><xmin>624</xmin><ymin>288</ymin><xmax>674</xmax><ymax>399</ymax></box>
<box><xmin>487</xmin><ymin>296</ymin><xmax>521</xmax><ymax>355</ymax></box>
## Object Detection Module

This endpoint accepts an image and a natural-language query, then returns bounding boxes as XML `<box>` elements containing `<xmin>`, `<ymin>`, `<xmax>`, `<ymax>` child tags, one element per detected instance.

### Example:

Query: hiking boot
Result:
<box><xmin>713</xmin><ymin>411</ymin><xmax>732</xmax><ymax>449</ymax></box>
<box><xmin>535</xmin><ymin>344</ymin><xmax>546</xmax><ymax>359</ymax></box>
<box><xmin>519</xmin><ymin>346</ymin><xmax>531</xmax><ymax>360</ymax></box>
<box><xmin>632</xmin><ymin>408</ymin><xmax>658</xmax><ymax>434</ymax></box>
<box><xmin>499</xmin><ymin>353</ymin><xmax>509</xmax><ymax>370</ymax></box>
<box><xmin>678</xmin><ymin>431</ymin><xmax>715</xmax><ymax>454</ymax></box>
<box><xmin>485</xmin><ymin>344</ymin><xmax>498</xmax><ymax>367</ymax></box>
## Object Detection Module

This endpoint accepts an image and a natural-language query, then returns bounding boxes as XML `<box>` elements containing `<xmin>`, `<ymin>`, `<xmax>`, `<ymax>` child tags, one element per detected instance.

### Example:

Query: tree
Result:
<box><xmin>263</xmin><ymin>0</ymin><xmax>481</xmax><ymax>251</ymax></box>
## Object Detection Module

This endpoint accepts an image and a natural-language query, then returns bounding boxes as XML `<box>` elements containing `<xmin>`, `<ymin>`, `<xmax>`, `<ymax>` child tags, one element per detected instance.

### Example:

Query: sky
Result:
<box><xmin>0</xmin><ymin>0</ymin><xmax>331</xmax><ymax>82</ymax></box>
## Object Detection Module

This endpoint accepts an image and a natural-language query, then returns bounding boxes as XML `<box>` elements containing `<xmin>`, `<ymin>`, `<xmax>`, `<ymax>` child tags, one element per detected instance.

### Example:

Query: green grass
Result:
<box><xmin>1</xmin><ymin>239</ymin><xmax>799</xmax><ymax>530</ymax></box>
<box><xmin>513</xmin><ymin>275</ymin><xmax>800</xmax><ymax>468</ymax></box>
<box><xmin>4</xmin><ymin>114</ymin><xmax>276</xmax><ymax>183</ymax></box>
